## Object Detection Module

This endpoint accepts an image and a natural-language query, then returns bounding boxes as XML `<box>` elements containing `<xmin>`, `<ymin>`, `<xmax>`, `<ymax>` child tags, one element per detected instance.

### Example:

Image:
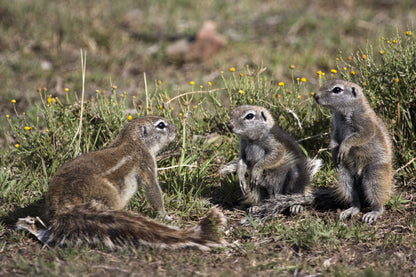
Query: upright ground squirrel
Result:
<box><xmin>314</xmin><ymin>79</ymin><xmax>393</xmax><ymax>223</ymax></box>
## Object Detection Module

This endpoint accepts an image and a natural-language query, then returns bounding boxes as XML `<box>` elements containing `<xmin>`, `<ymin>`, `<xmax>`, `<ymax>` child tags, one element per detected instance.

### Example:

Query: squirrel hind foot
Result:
<box><xmin>339</xmin><ymin>206</ymin><xmax>360</xmax><ymax>220</ymax></box>
<box><xmin>16</xmin><ymin>216</ymin><xmax>49</xmax><ymax>244</ymax></box>
<box><xmin>362</xmin><ymin>210</ymin><xmax>383</xmax><ymax>224</ymax></box>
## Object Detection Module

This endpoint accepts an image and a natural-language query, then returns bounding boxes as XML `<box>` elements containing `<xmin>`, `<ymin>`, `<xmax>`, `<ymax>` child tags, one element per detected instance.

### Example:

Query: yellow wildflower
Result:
<box><xmin>362</xmin><ymin>54</ymin><xmax>367</xmax><ymax>60</ymax></box>
<box><xmin>207</xmin><ymin>81</ymin><xmax>212</xmax><ymax>86</ymax></box>
<box><xmin>301</xmin><ymin>78</ymin><xmax>306</xmax><ymax>82</ymax></box>
<box><xmin>394</xmin><ymin>78</ymin><xmax>399</xmax><ymax>83</ymax></box>
<box><xmin>157</xmin><ymin>80</ymin><xmax>162</xmax><ymax>85</ymax></box>
<box><xmin>11</xmin><ymin>99</ymin><xmax>16</xmax><ymax>104</ymax></box>
<box><xmin>14</xmin><ymin>144</ymin><xmax>19</xmax><ymax>148</ymax></box>
<box><xmin>64</xmin><ymin>88</ymin><xmax>69</xmax><ymax>92</ymax></box>
<box><xmin>330</xmin><ymin>69</ymin><xmax>337</xmax><ymax>74</ymax></box>
<box><xmin>24</xmin><ymin>126</ymin><xmax>32</xmax><ymax>131</ymax></box>
<box><xmin>278</xmin><ymin>82</ymin><xmax>284</xmax><ymax>86</ymax></box>
<box><xmin>189</xmin><ymin>81</ymin><xmax>195</xmax><ymax>86</ymax></box>
<box><xmin>127</xmin><ymin>115</ymin><xmax>132</xmax><ymax>120</ymax></box>
<box><xmin>112</xmin><ymin>85</ymin><xmax>117</xmax><ymax>89</ymax></box>
<box><xmin>380</xmin><ymin>50</ymin><xmax>385</xmax><ymax>55</ymax></box>
<box><xmin>350</xmin><ymin>71</ymin><xmax>356</xmax><ymax>75</ymax></box>
<box><xmin>238</xmin><ymin>90</ymin><xmax>244</xmax><ymax>94</ymax></box>
<box><xmin>392</xmin><ymin>39</ymin><xmax>397</xmax><ymax>44</ymax></box>
<box><xmin>406</xmin><ymin>31</ymin><xmax>412</xmax><ymax>36</ymax></box>
<box><xmin>229</xmin><ymin>67</ymin><xmax>235</xmax><ymax>72</ymax></box>
<box><xmin>289</xmin><ymin>64</ymin><xmax>295</xmax><ymax>69</ymax></box>
<box><xmin>6</xmin><ymin>114</ymin><xmax>9</xmax><ymax>118</ymax></box>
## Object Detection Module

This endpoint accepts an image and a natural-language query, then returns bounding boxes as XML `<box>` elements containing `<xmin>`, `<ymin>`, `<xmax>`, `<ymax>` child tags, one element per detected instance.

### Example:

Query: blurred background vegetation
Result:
<box><xmin>1</xmin><ymin>0</ymin><xmax>415</xmax><ymax>112</ymax></box>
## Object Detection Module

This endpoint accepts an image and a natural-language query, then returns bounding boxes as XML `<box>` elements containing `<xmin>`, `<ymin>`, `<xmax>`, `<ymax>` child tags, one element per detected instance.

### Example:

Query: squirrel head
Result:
<box><xmin>119</xmin><ymin>116</ymin><xmax>177</xmax><ymax>155</ymax></box>
<box><xmin>227</xmin><ymin>105</ymin><xmax>275</xmax><ymax>140</ymax></box>
<box><xmin>314</xmin><ymin>79</ymin><xmax>363</xmax><ymax>112</ymax></box>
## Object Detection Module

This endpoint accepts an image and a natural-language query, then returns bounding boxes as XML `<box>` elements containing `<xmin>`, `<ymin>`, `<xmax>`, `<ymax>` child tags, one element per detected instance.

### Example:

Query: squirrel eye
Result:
<box><xmin>245</xmin><ymin>113</ymin><xmax>255</xmax><ymax>120</ymax></box>
<box><xmin>332</xmin><ymin>87</ymin><xmax>342</xmax><ymax>93</ymax></box>
<box><xmin>156</xmin><ymin>122</ymin><xmax>166</xmax><ymax>129</ymax></box>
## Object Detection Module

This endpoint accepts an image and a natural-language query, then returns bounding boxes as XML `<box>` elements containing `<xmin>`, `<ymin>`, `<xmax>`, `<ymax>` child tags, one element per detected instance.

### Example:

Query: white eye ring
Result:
<box><xmin>245</xmin><ymin>113</ymin><xmax>255</xmax><ymax>120</ymax></box>
<box><xmin>332</xmin><ymin>87</ymin><xmax>343</xmax><ymax>93</ymax></box>
<box><xmin>242</xmin><ymin>110</ymin><xmax>256</xmax><ymax>120</ymax></box>
<box><xmin>155</xmin><ymin>120</ymin><xmax>166</xmax><ymax>129</ymax></box>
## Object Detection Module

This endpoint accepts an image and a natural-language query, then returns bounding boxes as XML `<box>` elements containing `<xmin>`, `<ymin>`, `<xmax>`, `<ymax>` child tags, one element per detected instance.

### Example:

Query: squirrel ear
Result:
<box><xmin>260</xmin><ymin>111</ymin><xmax>267</xmax><ymax>121</ymax></box>
<box><xmin>141</xmin><ymin>126</ymin><xmax>147</xmax><ymax>136</ymax></box>
<box><xmin>351</xmin><ymin>87</ymin><xmax>357</xmax><ymax>97</ymax></box>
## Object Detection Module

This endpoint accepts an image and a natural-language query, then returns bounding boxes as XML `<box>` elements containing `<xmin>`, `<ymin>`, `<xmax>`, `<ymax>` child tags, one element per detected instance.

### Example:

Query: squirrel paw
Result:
<box><xmin>289</xmin><ymin>204</ymin><xmax>304</xmax><ymax>214</ymax></box>
<box><xmin>362</xmin><ymin>210</ymin><xmax>382</xmax><ymax>224</ymax></box>
<box><xmin>339</xmin><ymin>206</ymin><xmax>360</xmax><ymax>220</ymax></box>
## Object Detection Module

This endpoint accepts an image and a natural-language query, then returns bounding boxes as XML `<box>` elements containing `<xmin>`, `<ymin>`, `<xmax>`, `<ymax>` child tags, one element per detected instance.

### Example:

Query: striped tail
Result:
<box><xmin>17</xmin><ymin>205</ymin><xmax>226</xmax><ymax>251</ymax></box>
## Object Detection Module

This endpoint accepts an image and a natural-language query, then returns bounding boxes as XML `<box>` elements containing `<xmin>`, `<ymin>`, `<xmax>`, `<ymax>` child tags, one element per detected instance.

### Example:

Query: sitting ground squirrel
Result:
<box><xmin>314</xmin><ymin>79</ymin><xmax>393</xmax><ymax>223</ymax></box>
<box><xmin>17</xmin><ymin>116</ymin><xmax>226</xmax><ymax>250</ymax></box>
<box><xmin>220</xmin><ymin>105</ymin><xmax>321</xmax><ymax>214</ymax></box>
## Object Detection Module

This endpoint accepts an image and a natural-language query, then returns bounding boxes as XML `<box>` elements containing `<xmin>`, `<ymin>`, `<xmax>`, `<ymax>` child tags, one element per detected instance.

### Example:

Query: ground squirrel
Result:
<box><xmin>17</xmin><ymin>116</ymin><xmax>226</xmax><ymax>250</ymax></box>
<box><xmin>220</xmin><ymin>105</ymin><xmax>321</xmax><ymax>214</ymax></box>
<box><xmin>314</xmin><ymin>79</ymin><xmax>393</xmax><ymax>223</ymax></box>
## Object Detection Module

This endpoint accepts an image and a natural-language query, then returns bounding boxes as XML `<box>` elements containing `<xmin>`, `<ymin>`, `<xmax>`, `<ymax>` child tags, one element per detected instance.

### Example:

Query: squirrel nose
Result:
<box><xmin>227</xmin><ymin>122</ymin><xmax>234</xmax><ymax>132</ymax></box>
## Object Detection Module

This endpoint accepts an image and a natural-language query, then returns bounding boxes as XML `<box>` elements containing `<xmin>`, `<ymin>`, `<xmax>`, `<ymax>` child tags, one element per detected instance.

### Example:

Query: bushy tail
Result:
<box><xmin>247</xmin><ymin>188</ymin><xmax>349</xmax><ymax>221</ymax></box>
<box><xmin>17</xmin><ymin>205</ymin><xmax>226</xmax><ymax>251</ymax></box>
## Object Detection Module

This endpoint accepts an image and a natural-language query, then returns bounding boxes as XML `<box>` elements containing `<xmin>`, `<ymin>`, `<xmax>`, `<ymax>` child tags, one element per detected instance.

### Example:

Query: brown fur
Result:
<box><xmin>221</xmin><ymin>105</ymin><xmax>321</xmax><ymax>214</ymax></box>
<box><xmin>314</xmin><ymin>80</ymin><xmax>393</xmax><ymax>223</ymax></box>
<box><xmin>18</xmin><ymin>116</ymin><xmax>226</xmax><ymax>250</ymax></box>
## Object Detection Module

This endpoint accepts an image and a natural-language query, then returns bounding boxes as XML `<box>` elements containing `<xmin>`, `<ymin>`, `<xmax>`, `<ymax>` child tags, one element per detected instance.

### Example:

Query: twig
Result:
<box><xmin>258</xmin><ymin>99</ymin><xmax>303</xmax><ymax>130</ymax></box>
<box><xmin>395</xmin><ymin>157</ymin><xmax>416</xmax><ymax>174</ymax></box>
<box><xmin>70</xmin><ymin>49</ymin><xmax>86</xmax><ymax>156</ymax></box>
<box><xmin>297</xmin><ymin>132</ymin><xmax>329</xmax><ymax>142</ymax></box>
<box><xmin>157</xmin><ymin>165</ymin><xmax>198</xmax><ymax>171</ymax></box>
<box><xmin>285</xmin><ymin>107</ymin><xmax>303</xmax><ymax>130</ymax></box>
<box><xmin>165</xmin><ymin>88</ymin><xmax>227</xmax><ymax>105</ymax></box>
<box><xmin>144</xmin><ymin>72</ymin><xmax>149</xmax><ymax>115</ymax></box>
<box><xmin>312</xmin><ymin>147</ymin><xmax>329</xmax><ymax>160</ymax></box>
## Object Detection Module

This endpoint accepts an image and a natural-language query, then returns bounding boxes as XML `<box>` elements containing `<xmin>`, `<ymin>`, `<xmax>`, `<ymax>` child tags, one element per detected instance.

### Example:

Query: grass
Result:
<box><xmin>1</xmin><ymin>0</ymin><xmax>416</xmax><ymax>276</ymax></box>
